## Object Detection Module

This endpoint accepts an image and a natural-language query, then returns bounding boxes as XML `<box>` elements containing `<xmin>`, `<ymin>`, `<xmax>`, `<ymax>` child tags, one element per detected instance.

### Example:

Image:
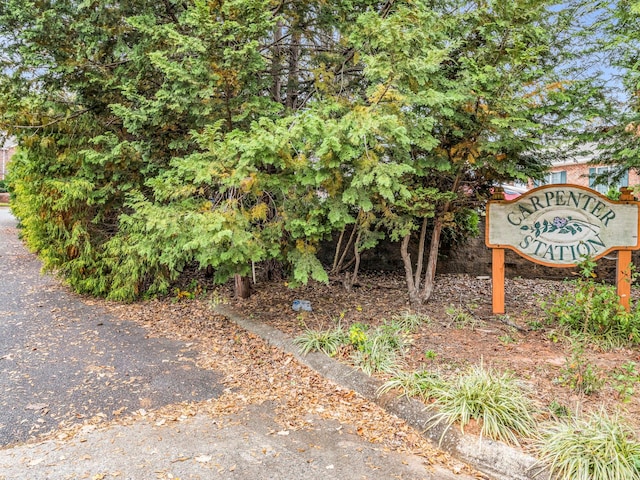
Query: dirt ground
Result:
<box><xmin>222</xmin><ymin>272</ymin><xmax>640</xmax><ymax>434</ymax></box>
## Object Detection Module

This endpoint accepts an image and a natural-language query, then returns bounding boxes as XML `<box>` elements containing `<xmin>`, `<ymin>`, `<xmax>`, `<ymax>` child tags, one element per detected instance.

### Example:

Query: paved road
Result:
<box><xmin>0</xmin><ymin>208</ymin><xmax>224</xmax><ymax>446</ymax></box>
<box><xmin>0</xmin><ymin>207</ymin><xmax>472</xmax><ymax>479</ymax></box>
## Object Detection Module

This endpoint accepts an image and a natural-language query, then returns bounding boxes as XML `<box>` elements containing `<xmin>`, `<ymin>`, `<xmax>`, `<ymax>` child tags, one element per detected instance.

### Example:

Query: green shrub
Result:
<box><xmin>445</xmin><ymin>304</ymin><xmax>481</xmax><ymax>329</ymax></box>
<box><xmin>536</xmin><ymin>409</ymin><xmax>640</xmax><ymax>480</ymax></box>
<box><xmin>543</xmin><ymin>258</ymin><xmax>640</xmax><ymax>348</ymax></box>
<box><xmin>0</xmin><ymin>179</ymin><xmax>7</xmax><ymax>194</ymax></box>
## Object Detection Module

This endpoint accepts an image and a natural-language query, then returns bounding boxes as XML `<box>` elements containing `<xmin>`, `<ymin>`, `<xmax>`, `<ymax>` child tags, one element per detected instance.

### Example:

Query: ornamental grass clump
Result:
<box><xmin>428</xmin><ymin>363</ymin><xmax>538</xmax><ymax>446</ymax></box>
<box><xmin>293</xmin><ymin>327</ymin><xmax>347</xmax><ymax>356</ymax></box>
<box><xmin>350</xmin><ymin>318</ymin><xmax>420</xmax><ymax>374</ymax></box>
<box><xmin>378</xmin><ymin>369</ymin><xmax>444</xmax><ymax>399</ymax></box>
<box><xmin>536</xmin><ymin>409</ymin><xmax>640</xmax><ymax>480</ymax></box>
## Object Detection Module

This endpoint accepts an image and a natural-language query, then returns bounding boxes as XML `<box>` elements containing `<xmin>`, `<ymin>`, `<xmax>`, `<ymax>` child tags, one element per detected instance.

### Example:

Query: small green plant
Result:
<box><xmin>498</xmin><ymin>333</ymin><xmax>517</xmax><ymax>345</ymax></box>
<box><xmin>392</xmin><ymin>312</ymin><xmax>431</xmax><ymax>330</ymax></box>
<box><xmin>378</xmin><ymin>369</ymin><xmax>444</xmax><ymax>399</ymax></box>
<box><xmin>350</xmin><ymin>319</ymin><xmax>417</xmax><ymax>375</ymax></box>
<box><xmin>424</xmin><ymin>349</ymin><xmax>437</xmax><ymax>360</ymax></box>
<box><xmin>536</xmin><ymin>409</ymin><xmax>640</xmax><ymax>480</ymax></box>
<box><xmin>428</xmin><ymin>363</ymin><xmax>538</xmax><ymax>446</ymax></box>
<box><xmin>556</xmin><ymin>342</ymin><xmax>603</xmax><ymax>395</ymax></box>
<box><xmin>445</xmin><ymin>304</ymin><xmax>480</xmax><ymax>329</ymax></box>
<box><xmin>294</xmin><ymin>327</ymin><xmax>347</xmax><ymax>356</ymax></box>
<box><xmin>348</xmin><ymin>322</ymin><xmax>369</xmax><ymax>350</ymax></box>
<box><xmin>542</xmin><ymin>257</ymin><xmax>640</xmax><ymax>349</ymax></box>
<box><xmin>546</xmin><ymin>329</ymin><xmax>562</xmax><ymax>343</ymax></box>
<box><xmin>527</xmin><ymin>320</ymin><xmax>544</xmax><ymax>331</ymax></box>
<box><xmin>548</xmin><ymin>400</ymin><xmax>570</xmax><ymax>420</ymax></box>
<box><xmin>296</xmin><ymin>318</ymin><xmax>419</xmax><ymax>376</ymax></box>
<box><xmin>611</xmin><ymin>361</ymin><xmax>640</xmax><ymax>403</ymax></box>
<box><xmin>351</xmin><ymin>338</ymin><xmax>400</xmax><ymax>375</ymax></box>
<box><xmin>173</xmin><ymin>279</ymin><xmax>204</xmax><ymax>301</ymax></box>
<box><xmin>209</xmin><ymin>289</ymin><xmax>224</xmax><ymax>308</ymax></box>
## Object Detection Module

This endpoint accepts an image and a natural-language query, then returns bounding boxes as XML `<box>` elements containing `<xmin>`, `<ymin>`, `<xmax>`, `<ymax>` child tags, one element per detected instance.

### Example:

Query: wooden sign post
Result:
<box><xmin>486</xmin><ymin>185</ymin><xmax>640</xmax><ymax>314</ymax></box>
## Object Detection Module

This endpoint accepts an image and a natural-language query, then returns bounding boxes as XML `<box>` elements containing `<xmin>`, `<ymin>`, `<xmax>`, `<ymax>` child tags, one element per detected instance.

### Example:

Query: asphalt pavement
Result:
<box><xmin>0</xmin><ymin>207</ymin><xmax>472</xmax><ymax>480</ymax></box>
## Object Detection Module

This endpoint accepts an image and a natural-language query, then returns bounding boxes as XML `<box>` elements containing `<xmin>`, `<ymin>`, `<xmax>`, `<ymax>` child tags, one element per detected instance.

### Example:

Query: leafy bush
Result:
<box><xmin>0</xmin><ymin>179</ymin><xmax>7</xmax><ymax>193</ymax></box>
<box><xmin>543</xmin><ymin>258</ymin><xmax>640</xmax><ymax>348</ymax></box>
<box><xmin>536</xmin><ymin>409</ymin><xmax>640</xmax><ymax>480</ymax></box>
<box><xmin>428</xmin><ymin>363</ymin><xmax>538</xmax><ymax>446</ymax></box>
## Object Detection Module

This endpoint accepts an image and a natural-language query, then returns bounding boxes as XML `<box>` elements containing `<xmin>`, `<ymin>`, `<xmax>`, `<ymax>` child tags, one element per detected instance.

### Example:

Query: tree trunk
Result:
<box><xmin>342</xmin><ymin>232</ymin><xmax>361</xmax><ymax>291</ymax></box>
<box><xmin>271</xmin><ymin>21</ymin><xmax>283</xmax><ymax>104</ymax></box>
<box><xmin>419</xmin><ymin>216</ymin><xmax>443</xmax><ymax>303</ymax></box>
<box><xmin>234</xmin><ymin>274</ymin><xmax>252</xmax><ymax>299</ymax></box>
<box><xmin>286</xmin><ymin>31</ymin><xmax>301</xmax><ymax>110</ymax></box>
<box><xmin>415</xmin><ymin>168</ymin><xmax>463</xmax><ymax>304</ymax></box>
<box><xmin>401</xmin><ymin>232</ymin><xmax>421</xmax><ymax>305</ymax></box>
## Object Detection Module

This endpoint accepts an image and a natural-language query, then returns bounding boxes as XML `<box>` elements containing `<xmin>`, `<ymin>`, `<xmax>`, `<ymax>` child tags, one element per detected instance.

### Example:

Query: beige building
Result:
<box><xmin>543</xmin><ymin>158</ymin><xmax>640</xmax><ymax>194</ymax></box>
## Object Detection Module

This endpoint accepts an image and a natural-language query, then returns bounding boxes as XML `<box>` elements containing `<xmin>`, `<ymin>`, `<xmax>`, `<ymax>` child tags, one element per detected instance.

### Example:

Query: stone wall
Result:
<box><xmin>351</xmin><ymin>222</ymin><xmax>633</xmax><ymax>283</ymax></box>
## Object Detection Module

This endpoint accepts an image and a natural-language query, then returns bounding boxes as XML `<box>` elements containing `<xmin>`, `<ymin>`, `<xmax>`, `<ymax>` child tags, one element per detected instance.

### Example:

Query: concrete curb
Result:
<box><xmin>214</xmin><ymin>304</ymin><xmax>550</xmax><ymax>480</ymax></box>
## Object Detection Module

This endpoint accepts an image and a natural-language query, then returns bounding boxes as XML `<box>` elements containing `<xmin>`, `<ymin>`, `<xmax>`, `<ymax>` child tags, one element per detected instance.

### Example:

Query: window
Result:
<box><xmin>589</xmin><ymin>166</ymin><xmax>628</xmax><ymax>195</ymax></box>
<box><xmin>537</xmin><ymin>170</ymin><xmax>566</xmax><ymax>186</ymax></box>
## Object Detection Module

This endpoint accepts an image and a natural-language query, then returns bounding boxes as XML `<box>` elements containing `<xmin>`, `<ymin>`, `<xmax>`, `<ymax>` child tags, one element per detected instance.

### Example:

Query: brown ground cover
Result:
<box><xmin>225</xmin><ymin>273</ymin><xmax>640</xmax><ymax>432</ymax></box>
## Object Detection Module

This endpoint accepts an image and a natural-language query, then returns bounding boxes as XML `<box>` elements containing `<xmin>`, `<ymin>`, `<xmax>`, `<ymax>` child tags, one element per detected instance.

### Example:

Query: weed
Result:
<box><xmin>445</xmin><ymin>304</ymin><xmax>481</xmax><ymax>329</ymax></box>
<box><xmin>547</xmin><ymin>400</ymin><xmax>571</xmax><ymax>420</ymax></box>
<box><xmin>498</xmin><ymin>333</ymin><xmax>517</xmax><ymax>345</ymax></box>
<box><xmin>611</xmin><ymin>361</ymin><xmax>640</xmax><ymax>403</ymax></box>
<box><xmin>209</xmin><ymin>289</ymin><xmax>224</xmax><ymax>308</ymax></box>
<box><xmin>536</xmin><ymin>409</ymin><xmax>640</xmax><ymax>480</ymax></box>
<box><xmin>556</xmin><ymin>342</ymin><xmax>603</xmax><ymax>395</ymax></box>
<box><xmin>527</xmin><ymin>320</ymin><xmax>544</xmax><ymax>331</ymax></box>
<box><xmin>392</xmin><ymin>312</ymin><xmax>431</xmax><ymax>330</ymax></box>
<box><xmin>350</xmin><ymin>320</ymin><xmax>413</xmax><ymax>375</ymax></box>
<box><xmin>348</xmin><ymin>322</ymin><xmax>369</xmax><ymax>350</ymax></box>
<box><xmin>351</xmin><ymin>336</ymin><xmax>399</xmax><ymax>375</ymax></box>
<box><xmin>428</xmin><ymin>363</ymin><xmax>538</xmax><ymax>446</ymax></box>
<box><xmin>424</xmin><ymin>349</ymin><xmax>438</xmax><ymax>360</ymax></box>
<box><xmin>545</xmin><ymin>329</ymin><xmax>564</xmax><ymax>343</ymax></box>
<box><xmin>173</xmin><ymin>280</ymin><xmax>204</xmax><ymax>301</ymax></box>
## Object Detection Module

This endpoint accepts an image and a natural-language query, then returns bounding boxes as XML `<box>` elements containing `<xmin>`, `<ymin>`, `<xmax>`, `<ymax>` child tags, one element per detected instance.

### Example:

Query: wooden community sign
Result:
<box><xmin>486</xmin><ymin>184</ymin><xmax>640</xmax><ymax>314</ymax></box>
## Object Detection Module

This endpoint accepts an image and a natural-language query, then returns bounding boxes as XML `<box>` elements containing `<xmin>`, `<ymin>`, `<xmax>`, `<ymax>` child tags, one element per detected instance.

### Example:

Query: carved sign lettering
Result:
<box><xmin>486</xmin><ymin>185</ymin><xmax>640</xmax><ymax>266</ymax></box>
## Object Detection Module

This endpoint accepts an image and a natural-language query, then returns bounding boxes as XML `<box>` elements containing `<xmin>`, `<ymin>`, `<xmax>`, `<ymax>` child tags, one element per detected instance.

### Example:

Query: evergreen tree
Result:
<box><xmin>1</xmin><ymin>0</ymin><xmax>603</xmax><ymax>303</ymax></box>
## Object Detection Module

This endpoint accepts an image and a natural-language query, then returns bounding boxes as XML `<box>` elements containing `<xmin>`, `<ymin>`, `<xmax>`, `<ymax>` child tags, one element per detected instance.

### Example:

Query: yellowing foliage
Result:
<box><xmin>250</xmin><ymin>202</ymin><xmax>268</xmax><ymax>220</ymax></box>
<box><xmin>296</xmin><ymin>239</ymin><xmax>317</xmax><ymax>254</ymax></box>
